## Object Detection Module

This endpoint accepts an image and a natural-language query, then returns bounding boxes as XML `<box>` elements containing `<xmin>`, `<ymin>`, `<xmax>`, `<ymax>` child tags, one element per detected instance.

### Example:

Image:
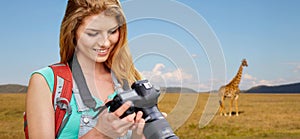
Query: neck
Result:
<box><xmin>76</xmin><ymin>54</ymin><xmax>110</xmax><ymax>77</ymax></box>
<box><xmin>228</xmin><ymin>65</ymin><xmax>244</xmax><ymax>86</ymax></box>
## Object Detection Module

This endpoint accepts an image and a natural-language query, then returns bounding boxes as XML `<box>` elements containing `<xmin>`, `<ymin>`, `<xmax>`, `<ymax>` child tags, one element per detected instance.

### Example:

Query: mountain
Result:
<box><xmin>160</xmin><ymin>87</ymin><xmax>197</xmax><ymax>93</ymax></box>
<box><xmin>0</xmin><ymin>84</ymin><xmax>28</xmax><ymax>93</ymax></box>
<box><xmin>2</xmin><ymin>82</ymin><xmax>299</xmax><ymax>94</ymax></box>
<box><xmin>245</xmin><ymin>82</ymin><xmax>300</xmax><ymax>93</ymax></box>
<box><xmin>0</xmin><ymin>84</ymin><xmax>197</xmax><ymax>94</ymax></box>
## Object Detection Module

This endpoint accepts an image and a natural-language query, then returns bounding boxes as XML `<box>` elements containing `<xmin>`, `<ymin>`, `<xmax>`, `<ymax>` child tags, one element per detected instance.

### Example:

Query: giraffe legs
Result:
<box><xmin>219</xmin><ymin>96</ymin><xmax>227</xmax><ymax>116</ymax></box>
<box><xmin>229</xmin><ymin>98</ymin><xmax>234</xmax><ymax>116</ymax></box>
<box><xmin>220</xmin><ymin>96</ymin><xmax>239</xmax><ymax>117</ymax></box>
<box><xmin>218</xmin><ymin>87</ymin><xmax>240</xmax><ymax>117</ymax></box>
<box><xmin>235</xmin><ymin>95</ymin><xmax>239</xmax><ymax>116</ymax></box>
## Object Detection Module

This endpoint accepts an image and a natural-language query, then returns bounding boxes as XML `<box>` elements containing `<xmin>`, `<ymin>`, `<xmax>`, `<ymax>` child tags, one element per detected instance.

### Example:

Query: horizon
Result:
<box><xmin>2</xmin><ymin>80</ymin><xmax>300</xmax><ymax>93</ymax></box>
<box><xmin>1</xmin><ymin>0</ymin><xmax>300</xmax><ymax>92</ymax></box>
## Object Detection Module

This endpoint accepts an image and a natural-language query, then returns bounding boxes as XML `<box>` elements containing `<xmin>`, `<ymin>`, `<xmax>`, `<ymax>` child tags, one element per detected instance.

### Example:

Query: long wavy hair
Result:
<box><xmin>59</xmin><ymin>0</ymin><xmax>141</xmax><ymax>86</ymax></box>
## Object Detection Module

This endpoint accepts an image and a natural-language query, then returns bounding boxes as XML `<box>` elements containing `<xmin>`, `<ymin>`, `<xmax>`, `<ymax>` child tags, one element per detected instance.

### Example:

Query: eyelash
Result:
<box><xmin>108</xmin><ymin>29</ymin><xmax>118</xmax><ymax>35</ymax></box>
<box><xmin>87</xmin><ymin>32</ymin><xmax>98</xmax><ymax>37</ymax></box>
<box><xmin>86</xmin><ymin>29</ymin><xmax>118</xmax><ymax>37</ymax></box>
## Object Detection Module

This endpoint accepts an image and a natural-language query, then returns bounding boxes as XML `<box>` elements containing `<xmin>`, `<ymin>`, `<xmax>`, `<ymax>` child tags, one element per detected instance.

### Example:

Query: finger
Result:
<box><xmin>128</xmin><ymin>111</ymin><xmax>141</xmax><ymax>130</ymax></box>
<box><xmin>161</xmin><ymin>112</ymin><xmax>168</xmax><ymax>118</ymax></box>
<box><xmin>136</xmin><ymin>118</ymin><xmax>145</xmax><ymax>135</ymax></box>
<box><xmin>135</xmin><ymin>111</ymin><xmax>143</xmax><ymax>122</ymax></box>
<box><xmin>99</xmin><ymin>107</ymin><xmax>118</xmax><ymax>122</ymax></box>
<box><xmin>111</xmin><ymin>113</ymin><xmax>135</xmax><ymax>128</ymax></box>
<box><xmin>113</xmin><ymin>101</ymin><xmax>132</xmax><ymax>118</ymax></box>
<box><xmin>99</xmin><ymin>108</ymin><xmax>117</xmax><ymax>122</ymax></box>
<box><xmin>120</xmin><ymin>131</ymin><xmax>128</xmax><ymax>137</ymax></box>
<box><xmin>131</xmin><ymin>112</ymin><xmax>145</xmax><ymax>139</ymax></box>
<box><xmin>113</xmin><ymin>113</ymin><xmax>135</xmax><ymax>135</ymax></box>
<box><xmin>123</xmin><ymin>112</ymin><xmax>136</xmax><ymax>122</ymax></box>
<box><xmin>107</xmin><ymin>112</ymin><xmax>120</xmax><ymax>121</ymax></box>
<box><xmin>104</xmin><ymin>98</ymin><xmax>109</xmax><ymax>103</ymax></box>
<box><xmin>133</xmin><ymin>111</ymin><xmax>145</xmax><ymax>135</ymax></box>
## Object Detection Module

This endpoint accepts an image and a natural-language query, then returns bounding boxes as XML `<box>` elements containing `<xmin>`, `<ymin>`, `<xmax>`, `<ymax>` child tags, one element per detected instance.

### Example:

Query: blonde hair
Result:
<box><xmin>59</xmin><ymin>0</ymin><xmax>141</xmax><ymax>86</ymax></box>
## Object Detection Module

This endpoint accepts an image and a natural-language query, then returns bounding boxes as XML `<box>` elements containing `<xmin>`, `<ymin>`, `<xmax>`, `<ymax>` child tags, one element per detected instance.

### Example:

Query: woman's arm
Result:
<box><xmin>26</xmin><ymin>73</ymin><xmax>55</xmax><ymax>139</ymax></box>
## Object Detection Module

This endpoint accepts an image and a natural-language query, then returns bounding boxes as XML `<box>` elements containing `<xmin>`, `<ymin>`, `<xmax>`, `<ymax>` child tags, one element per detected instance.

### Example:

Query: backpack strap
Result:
<box><xmin>50</xmin><ymin>63</ymin><xmax>73</xmax><ymax>138</ymax></box>
<box><xmin>23</xmin><ymin>112</ymin><xmax>29</xmax><ymax>139</ymax></box>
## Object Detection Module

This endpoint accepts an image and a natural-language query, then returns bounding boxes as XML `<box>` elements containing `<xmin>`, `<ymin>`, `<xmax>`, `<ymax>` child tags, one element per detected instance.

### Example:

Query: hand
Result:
<box><xmin>94</xmin><ymin>101</ymin><xmax>135</xmax><ymax>138</ymax></box>
<box><xmin>131</xmin><ymin>111</ymin><xmax>145</xmax><ymax>139</ymax></box>
<box><xmin>131</xmin><ymin>111</ymin><xmax>167</xmax><ymax>139</ymax></box>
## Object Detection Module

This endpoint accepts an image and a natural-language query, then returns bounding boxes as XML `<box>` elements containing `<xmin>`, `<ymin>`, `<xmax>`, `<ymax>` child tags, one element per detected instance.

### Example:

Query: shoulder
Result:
<box><xmin>26</xmin><ymin>67</ymin><xmax>56</xmax><ymax>138</ymax></box>
<box><xmin>31</xmin><ymin>66</ymin><xmax>54</xmax><ymax>92</ymax></box>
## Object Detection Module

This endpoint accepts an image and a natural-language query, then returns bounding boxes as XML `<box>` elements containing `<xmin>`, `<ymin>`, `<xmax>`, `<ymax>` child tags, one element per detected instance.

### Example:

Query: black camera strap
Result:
<box><xmin>71</xmin><ymin>55</ymin><xmax>97</xmax><ymax>110</ymax></box>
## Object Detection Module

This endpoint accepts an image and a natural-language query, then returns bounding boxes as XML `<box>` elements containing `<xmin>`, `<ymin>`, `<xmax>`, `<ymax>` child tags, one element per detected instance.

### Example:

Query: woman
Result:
<box><xmin>25</xmin><ymin>0</ymin><xmax>145</xmax><ymax>138</ymax></box>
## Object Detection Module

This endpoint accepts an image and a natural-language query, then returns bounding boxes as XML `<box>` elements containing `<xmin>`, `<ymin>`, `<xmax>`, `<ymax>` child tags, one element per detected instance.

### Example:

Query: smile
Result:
<box><xmin>93</xmin><ymin>48</ymin><xmax>110</xmax><ymax>56</ymax></box>
<box><xmin>94</xmin><ymin>48</ymin><xmax>107</xmax><ymax>53</ymax></box>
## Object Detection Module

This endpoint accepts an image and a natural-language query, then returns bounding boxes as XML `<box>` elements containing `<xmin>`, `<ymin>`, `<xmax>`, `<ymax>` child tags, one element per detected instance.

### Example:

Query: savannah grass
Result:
<box><xmin>0</xmin><ymin>93</ymin><xmax>26</xmax><ymax>139</ymax></box>
<box><xmin>1</xmin><ymin>93</ymin><xmax>300</xmax><ymax>139</ymax></box>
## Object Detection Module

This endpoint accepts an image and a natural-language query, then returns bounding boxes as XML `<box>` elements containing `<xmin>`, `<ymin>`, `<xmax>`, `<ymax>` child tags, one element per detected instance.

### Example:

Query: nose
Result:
<box><xmin>98</xmin><ymin>33</ymin><xmax>111</xmax><ymax>48</ymax></box>
<box><xmin>101</xmin><ymin>38</ymin><xmax>111</xmax><ymax>48</ymax></box>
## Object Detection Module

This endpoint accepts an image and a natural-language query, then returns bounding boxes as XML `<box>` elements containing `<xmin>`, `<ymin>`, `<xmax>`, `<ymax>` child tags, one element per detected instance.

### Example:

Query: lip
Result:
<box><xmin>93</xmin><ymin>48</ymin><xmax>110</xmax><ymax>56</ymax></box>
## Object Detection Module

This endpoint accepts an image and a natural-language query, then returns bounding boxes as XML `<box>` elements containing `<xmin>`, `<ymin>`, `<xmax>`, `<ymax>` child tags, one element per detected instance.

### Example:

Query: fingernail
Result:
<box><xmin>131</xmin><ymin>125</ymin><xmax>136</xmax><ymax>130</ymax></box>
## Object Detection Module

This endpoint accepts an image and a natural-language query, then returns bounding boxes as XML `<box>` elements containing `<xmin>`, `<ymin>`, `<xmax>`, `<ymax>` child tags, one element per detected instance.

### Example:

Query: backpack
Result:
<box><xmin>24</xmin><ymin>63</ymin><xmax>73</xmax><ymax>139</ymax></box>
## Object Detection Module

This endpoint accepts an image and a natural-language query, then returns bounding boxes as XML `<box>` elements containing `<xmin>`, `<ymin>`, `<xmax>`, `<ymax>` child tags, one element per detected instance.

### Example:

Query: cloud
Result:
<box><xmin>140</xmin><ymin>63</ymin><xmax>196</xmax><ymax>89</ymax></box>
<box><xmin>243</xmin><ymin>73</ymin><xmax>256</xmax><ymax>80</ymax></box>
<box><xmin>284</xmin><ymin>62</ymin><xmax>300</xmax><ymax>73</ymax></box>
<box><xmin>294</xmin><ymin>65</ymin><xmax>300</xmax><ymax>73</ymax></box>
<box><xmin>152</xmin><ymin>63</ymin><xmax>165</xmax><ymax>75</ymax></box>
<box><xmin>257</xmin><ymin>80</ymin><xmax>271</xmax><ymax>85</ymax></box>
<box><xmin>197</xmin><ymin>83</ymin><xmax>211</xmax><ymax>91</ymax></box>
<box><xmin>239</xmin><ymin>73</ymin><xmax>287</xmax><ymax>89</ymax></box>
<box><xmin>141</xmin><ymin>65</ymin><xmax>291</xmax><ymax>92</ymax></box>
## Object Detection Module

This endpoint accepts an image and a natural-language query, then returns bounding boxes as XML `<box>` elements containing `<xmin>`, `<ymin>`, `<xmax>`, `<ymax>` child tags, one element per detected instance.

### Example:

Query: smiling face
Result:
<box><xmin>76</xmin><ymin>12</ymin><xmax>120</xmax><ymax>64</ymax></box>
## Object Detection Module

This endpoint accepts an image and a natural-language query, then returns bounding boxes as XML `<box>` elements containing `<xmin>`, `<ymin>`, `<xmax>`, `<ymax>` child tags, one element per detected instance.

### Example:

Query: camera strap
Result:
<box><xmin>111</xmin><ymin>71</ymin><xmax>125</xmax><ymax>93</ymax></box>
<box><xmin>71</xmin><ymin>54</ymin><xmax>130</xmax><ymax>113</ymax></box>
<box><xmin>71</xmin><ymin>55</ymin><xmax>97</xmax><ymax>110</ymax></box>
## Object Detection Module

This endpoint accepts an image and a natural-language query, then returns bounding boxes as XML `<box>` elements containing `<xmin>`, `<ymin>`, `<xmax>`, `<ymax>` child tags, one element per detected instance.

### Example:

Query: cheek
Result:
<box><xmin>109</xmin><ymin>31</ymin><xmax>120</xmax><ymax>45</ymax></box>
<box><xmin>77</xmin><ymin>34</ymin><xmax>96</xmax><ymax>48</ymax></box>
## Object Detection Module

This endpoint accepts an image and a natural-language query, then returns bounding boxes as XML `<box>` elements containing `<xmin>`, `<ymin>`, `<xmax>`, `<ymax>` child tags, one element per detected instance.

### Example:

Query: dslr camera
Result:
<box><xmin>106</xmin><ymin>80</ymin><xmax>179</xmax><ymax>139</ymax></box>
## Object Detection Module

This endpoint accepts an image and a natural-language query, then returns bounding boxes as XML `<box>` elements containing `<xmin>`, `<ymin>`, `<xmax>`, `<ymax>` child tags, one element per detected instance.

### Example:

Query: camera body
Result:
<box><xmin>106</xmin><ymin>80</ymin><xmax>179</xmax><ymax>139</ymax></box>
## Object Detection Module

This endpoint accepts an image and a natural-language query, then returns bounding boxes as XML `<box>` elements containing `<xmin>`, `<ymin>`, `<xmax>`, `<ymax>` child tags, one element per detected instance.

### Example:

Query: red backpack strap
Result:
<box><xmin>23</xmin><ymin>112</ymin><xmax>29</xmax><ymax>139</ymax></box>
<box><xmin>50</xmin><ymin>63</ymin><xmax>73</xmax><ymax>138</ymax></box>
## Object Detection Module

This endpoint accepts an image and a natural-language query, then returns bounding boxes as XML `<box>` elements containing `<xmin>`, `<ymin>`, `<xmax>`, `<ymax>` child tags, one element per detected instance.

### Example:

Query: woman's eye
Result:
<box><xmin>108</xmin><ymin>29</ymin><xmax>118</xmax><ymax>35</ymax></box>
<box><xmin>87</xmin><ymin>32</ymin><xmax>98</xmax><ymax>37</ymax></box>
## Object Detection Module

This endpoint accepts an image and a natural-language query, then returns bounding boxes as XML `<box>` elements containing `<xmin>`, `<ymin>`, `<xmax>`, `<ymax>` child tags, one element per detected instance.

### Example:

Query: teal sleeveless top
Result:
<box><xmin>33</xmin><ymin>67</ymin><xmax>118</xmax><ymax>139</ymax></box>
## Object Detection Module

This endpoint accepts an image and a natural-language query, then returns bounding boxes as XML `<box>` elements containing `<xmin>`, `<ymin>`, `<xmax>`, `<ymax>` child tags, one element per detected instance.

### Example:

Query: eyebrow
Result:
<box><xmin>86</xmin><ymin>25</ymin><xmax>119</xmax><ymax>32</ymax></box>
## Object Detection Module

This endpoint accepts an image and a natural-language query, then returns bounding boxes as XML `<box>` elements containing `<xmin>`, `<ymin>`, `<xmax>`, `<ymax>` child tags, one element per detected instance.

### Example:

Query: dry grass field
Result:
<box><xmin>159</xmin><ymin>93</ymin><xmax>300</xmax><ymax>139</ymax></box>
<box><xmin>1</xmin><ymin>93</ymin><xmax>300</xmax><ymax>139</ymax></box>
<box><xmin>0</xmin><ymin>93</ymin><xmax>26</xmax><ymax>139</ymax></box>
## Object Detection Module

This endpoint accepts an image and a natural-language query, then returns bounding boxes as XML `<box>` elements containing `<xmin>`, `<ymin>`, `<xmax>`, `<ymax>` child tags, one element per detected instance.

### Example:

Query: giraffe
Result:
<box><xmin>219</xmin><ymin>59</ymin><xmax>248</xmax><ymax>116</ymax></box>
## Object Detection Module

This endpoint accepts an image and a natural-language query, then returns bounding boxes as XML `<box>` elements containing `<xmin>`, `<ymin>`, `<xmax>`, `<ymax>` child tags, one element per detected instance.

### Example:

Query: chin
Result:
<box><xmin>95</xmin><ymin>57</ymin><xmax>109</xmax><ymax>63</ymax></box>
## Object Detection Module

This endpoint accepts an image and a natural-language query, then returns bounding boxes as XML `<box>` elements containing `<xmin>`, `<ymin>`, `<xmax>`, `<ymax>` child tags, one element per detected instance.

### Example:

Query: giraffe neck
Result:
<box><xmin>228</xmin><ymin>64</ymin><xmax>244</xmax><ymax>87</ymax></box>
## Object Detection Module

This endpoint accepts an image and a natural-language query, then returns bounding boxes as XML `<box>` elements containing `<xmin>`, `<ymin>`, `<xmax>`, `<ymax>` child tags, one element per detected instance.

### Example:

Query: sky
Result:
<box><xmin>0</xmin><ymin>0</ymin><xmax>299</xmax><ymax>92</ymax></box>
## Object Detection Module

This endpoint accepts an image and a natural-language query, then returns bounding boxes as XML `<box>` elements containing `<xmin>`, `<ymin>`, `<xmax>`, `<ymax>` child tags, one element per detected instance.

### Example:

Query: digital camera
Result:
<box><xmin>106</xmin><ymin>80</ymin><xmax>179</xmax><ymax>139</ymax></box>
